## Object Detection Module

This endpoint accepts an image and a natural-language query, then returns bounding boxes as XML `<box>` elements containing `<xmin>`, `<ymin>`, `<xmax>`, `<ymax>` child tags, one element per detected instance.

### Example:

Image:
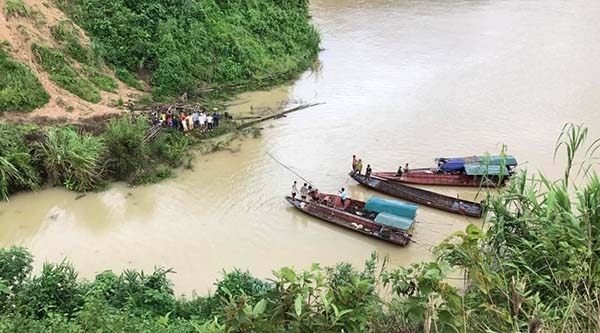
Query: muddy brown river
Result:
<box><xmin>2</xmin><ymin>0</ymin><xmax>600</xmax><ymax>295</ymax></box>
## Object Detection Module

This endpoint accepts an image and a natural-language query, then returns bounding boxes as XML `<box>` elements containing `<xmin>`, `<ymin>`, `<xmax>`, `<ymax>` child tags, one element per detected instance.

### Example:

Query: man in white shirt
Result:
<box><xmin>199</xmin><ymin>112</ymin><xmax>206</xmax><ymax>132</ymax></box>
<box><xmin>207</xmin><ymin>114</ymin><xmax>214</xmax><ymax>130</ymax></box>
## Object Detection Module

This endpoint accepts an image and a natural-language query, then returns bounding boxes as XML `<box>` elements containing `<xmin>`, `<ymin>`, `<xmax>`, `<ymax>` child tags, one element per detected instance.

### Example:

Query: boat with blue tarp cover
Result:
<box><xmin>285</xmin><ymin>191</ymin><xmax>418</xmax><ymax>246</ymax></box>
<box><xmin>374</xmin><ymin>212</ymin><xmax>414</xmax><ymax>231</ymax></box>
<box><xmin>373</xmin><ymin>155</ymin><xmax>518</xmax><ymax>187</ymax></box>
<box><xmin>350</xmin><ymin>172</ymin><xmax>483</xmax><ymax>217</ymax></box>
<box><xmin>363</xmin><ymin>197</ymin><xmax>418</xmax><ymax>219</ymax></box>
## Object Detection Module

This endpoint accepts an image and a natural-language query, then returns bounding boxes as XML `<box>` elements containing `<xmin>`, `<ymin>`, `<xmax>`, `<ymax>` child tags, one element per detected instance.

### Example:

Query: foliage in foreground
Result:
<box><xmin>0</xmin><ymin>49</ymin><xmax>50</xmax><ymax>112</ymax></box>
<box><xmin>55</xmin><ymin>0</ymin><xmax>320</xmax><ymax>98</ymax></box>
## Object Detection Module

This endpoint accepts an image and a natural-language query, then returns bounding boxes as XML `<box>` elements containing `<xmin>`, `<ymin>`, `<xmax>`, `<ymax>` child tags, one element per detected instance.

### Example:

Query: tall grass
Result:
<box><xmin>36</xmin><ymin>127</ymin><xmax>105</xmax><ymax>192</ymax></box>
<box><xmin>31</xmin><ymin>44</ymin><xmax>101</xmax><ymax>103</ymax></box>
<box><xmin>437</xmin><ymin>123</ymin><xmax>600</xmax><ymax>332</ymax></box>
<box><xmin>0</xmin><ymin>49</ymin><xmax>50</xmax><ymax>112</ymax></box>
<box><xmin>0</xmin><ymin>124</ymin><xmax>41</xmax><ymax>200</ymax></box>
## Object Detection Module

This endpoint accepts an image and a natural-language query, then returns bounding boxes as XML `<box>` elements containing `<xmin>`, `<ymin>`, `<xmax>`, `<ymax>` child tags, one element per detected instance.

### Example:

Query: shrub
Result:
<box><xmin>149</xmin><ymin>129</ymin><xmax>189</xmax><ymax>168</ymax></box>
<box><xmin>0</xmin><ymin>124</ymin><xmax>42</xmax><ymax>200</ymax></box>
<box><xmin>17</xmin><ymin>261</ymin><xmax>84</xmax><ymax>319</ymax></box>
<box><xmin>0</xmin><ymin>50</ymin><xmax>50</xmax><ymax>112</ymax></box>
<box><xmin>36</xmin><ymin>126</ymin><xmax>106</xmax><ymax>192</ymax></box>
<box><xmin>0</xmin><ymin>246</ymin><xmax>33</xmax><ymax>312</ymax></box>
<box><xmin>84</xmin><ymin>66</ymin><xmax>118</xmax><ymax>92</ymax></box>
<box><xmin>50</xmin><ymin>20</ymin><xmax>93</xmax><ymax>65</ymax></box>
<box><xmin>31</xmin><ymin>44</ymin><xmax>100</xmax><ymax>103</ymax></box>
<box><xmin>87</xmin><ymin>268</ymin><xmax>176</xmax><ymax>316</ymax></box>
<box><xmin>103</xmin><ymin>117</ymin><xmax>147</xmax><ymax>179</ymax></box>
<box><xmin>115</xmin><ymin>68</ymin><xmax>143</xmax><ymax>90</ymax></box>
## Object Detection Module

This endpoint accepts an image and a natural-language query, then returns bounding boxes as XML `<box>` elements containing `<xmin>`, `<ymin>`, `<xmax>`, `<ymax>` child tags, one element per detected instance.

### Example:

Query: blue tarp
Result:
<box><xmin>364</xmin><ymin>197</ymin><xmax>418</xmax><ymax>219</ymax></box>
<box><xmin>440</xmin><ymin>159</ymin><xmax>465</xmax><ymax>172</ymax></box>
<box><xmin>436</xmin><ymin>155</ymin><xmax>518</xmax><ymax>172</ymax></box>
<box><xmin>374</xmin><ymin>212</ymin><xmax>414</xmax><ymax>231</ymax></box>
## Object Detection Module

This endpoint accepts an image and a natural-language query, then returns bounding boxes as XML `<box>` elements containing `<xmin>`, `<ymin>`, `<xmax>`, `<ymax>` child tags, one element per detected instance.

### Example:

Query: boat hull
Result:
<box><xmin>350</xmin><ymin>173</ymin><xmax>483</xmax><ymax>218</ymax></box>
<box><xmin>373</xmin><ymin>171</ymin><xmax>503</xmax><ymax>187</ymax></box>
<box><xmin>285</xmin><ymin>196</ymin><xmax>412</xmax><ymax>246</ymax></box>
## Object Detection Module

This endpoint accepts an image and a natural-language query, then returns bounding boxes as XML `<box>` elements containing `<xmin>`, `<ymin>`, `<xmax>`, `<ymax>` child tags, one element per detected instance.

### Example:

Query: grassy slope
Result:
<box><xmin>0</xmin><ymin>48</ymin><xmax>49</xmax><ymax>112</ymax></box>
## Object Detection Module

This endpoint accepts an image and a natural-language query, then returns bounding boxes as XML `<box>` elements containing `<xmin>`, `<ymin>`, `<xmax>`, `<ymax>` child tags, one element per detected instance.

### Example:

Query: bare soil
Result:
<box><xmin>0</xmin><ymin>0</ymin><xmax>142</xmax><ymax>122</ymax></box>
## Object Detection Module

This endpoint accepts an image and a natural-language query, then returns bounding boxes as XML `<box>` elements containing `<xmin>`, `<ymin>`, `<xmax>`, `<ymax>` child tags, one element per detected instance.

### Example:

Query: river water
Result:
<box><xmin>2</xmin><ymin>0</ymin><xmax>600</xmax><ymax>295</ymax></box>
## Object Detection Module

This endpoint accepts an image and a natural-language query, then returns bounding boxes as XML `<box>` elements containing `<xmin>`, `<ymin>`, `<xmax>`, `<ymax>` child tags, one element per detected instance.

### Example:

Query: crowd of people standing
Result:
<box><xmin>150</xmin><ymin>107</ymin><xmax>222</xmax><ymax>132</ymax></box>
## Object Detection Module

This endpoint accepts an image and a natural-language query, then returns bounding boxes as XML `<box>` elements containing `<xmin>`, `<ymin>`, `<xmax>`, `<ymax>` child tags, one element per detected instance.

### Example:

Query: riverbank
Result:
<box><xmin>1</xmin><ymin>0</ymin><xmax>324</xmax><ymax>201</ymax></box>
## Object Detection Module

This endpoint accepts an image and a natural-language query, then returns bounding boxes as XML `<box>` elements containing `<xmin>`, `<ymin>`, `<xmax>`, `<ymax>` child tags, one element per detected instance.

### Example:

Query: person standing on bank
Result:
<box><xmin>213</xmin><ymin>108</ymin><xmax>220</xmax><ymax>127</ymax></box>
<box><xmin>291</xmin><ymin>181</ymin><xmax>298</xmax><ymax>200</ymax></box>
<box><xmin>300</xmin><ymin>183</ymin><xmax>308</xmax><ymax>201</ymax></box>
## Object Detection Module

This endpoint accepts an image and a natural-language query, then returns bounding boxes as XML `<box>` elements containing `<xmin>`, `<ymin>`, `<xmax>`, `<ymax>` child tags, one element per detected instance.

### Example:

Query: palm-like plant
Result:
<box><xmin>36</xmin><ymin>126</ymin><xmax>106</xmax><ymax>192</ymax></box>
<box><xmin>0</xmin><ymin>124</ymin><xmax>41</xmax><ymax>201</ymax></box>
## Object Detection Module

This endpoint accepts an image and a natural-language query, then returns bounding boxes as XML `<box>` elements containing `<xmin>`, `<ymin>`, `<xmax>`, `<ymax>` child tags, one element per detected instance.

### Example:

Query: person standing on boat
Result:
<box><xmin>339</xmin><ymin>188</ymin><xmax>348</xmax><ymax>206</ymax></box>
<box><xmin>291</xmin><ymin>181</ymin><xmax>298</xmax><ymax>200</ymax></box>
<box><xmin>352</xmin><ymin>155</ymin><xmax>358</xmax><ymax>173</ymax></box>
<box><xmin>356</xmin><ymin>159</ymin><xmax>363</xmax><ymax>175</ymax></box>
<box><xmin>396</xmin><ymin>164</ymin><xmax>404</xmax><ymax>176</ymax></box>
<box><xmin>300</xmin><ymin>183</ymin><xmax>308</xmax><ymax>201</ymax></box>
<box><xmin>403</xmin><ymin>163</ymin><xmax>410</xmax><ymax>174</ymax></box>
<box><xmin>366</xmin><ymin>164</ymin><xmax>372</xmax><ymax>182</ymax></box>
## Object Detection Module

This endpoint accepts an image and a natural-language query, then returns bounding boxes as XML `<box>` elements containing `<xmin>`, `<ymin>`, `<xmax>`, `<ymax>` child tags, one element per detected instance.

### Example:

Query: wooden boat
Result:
<box><xmin>285</xmin><ymin>194</ymin><xmax>416</xmax><ymax>246</ymax></box>
<box><xmin>372</xmin><ymin>170</ymin><xmax>500</xmax><ymax>187</ymax></box>
<box><xmin>349</xmin><ymin>173</ymin><xmax>483</xmax><ymax>217</ymax></box>
<box><xmin>375</xmin><ymin>155</ymin><xmax>518</xmax><ymax>187</ymax></box>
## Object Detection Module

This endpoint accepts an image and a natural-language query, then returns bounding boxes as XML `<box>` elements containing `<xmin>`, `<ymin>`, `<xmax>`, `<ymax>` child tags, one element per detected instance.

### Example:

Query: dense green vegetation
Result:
<box><xmin>0</xmin><ymin>49</ymin><xmax>50</xmax><ymax>112</ymax></box>
<box><xmin>50</xmin><ymin>20</ymin><xmax>94</xmax><ymax>65</ymax></box>
<box><xmin>31</xmin><ymin>43</ymin><xmax>101</xmax><ymax>103</ymax></box>
<box><xmin>0</xmin><ymin>119</ymin><xmax>191</xmax><ymax>200</ymax></box>
<box><xmin>55</xmin><ymin>0</ymin><xmax>320</xmax><ymax>98</ymax></box>
<box><xmin>1</xmin><ymin>123</ymin><xmax>599</xmax><ymax>332</ymax></box>
<box><xmin>84</xmin><ymin>66</ymin><xmax>118</xmax><ymax>92</ymax></box>
<box><xmin>114</xmin><ymin>68</ymin><xmax>143</xmax><ymax>90</ymax></box>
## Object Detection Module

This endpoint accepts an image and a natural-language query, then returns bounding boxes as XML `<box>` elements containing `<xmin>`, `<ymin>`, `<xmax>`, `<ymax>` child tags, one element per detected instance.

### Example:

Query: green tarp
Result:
<box><xmin>464</xmin><ymin>164</ymin><xmax>508</xmax><ymax>176</ymax></box>
<box><xmin>364</xmin><ymin>197</ymin><xmax>418</xmax><ymax>219</ymax></box>
<box><xmin>374</xmin><ymin>212</ymin><xmax>414</xmax><ymax>231</ymax></box>
<box><xmin>484</xmin><ymin>155</ymin><xmax>518</xmax><ymax>167</ymax></box>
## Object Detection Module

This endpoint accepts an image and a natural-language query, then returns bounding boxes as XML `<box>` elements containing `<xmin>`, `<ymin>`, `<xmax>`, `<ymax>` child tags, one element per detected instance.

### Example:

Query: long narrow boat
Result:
<box><xmin>349</xmin><ymin>173</ymin><xmax>483</xmax><ymax>217</ymax></box>
<box><xmin>285</xmin><ymin>194</ymin><xmax>417</xmax><ymax>246</ymax></box>
<box><xmin>375</xmin><ymin>155</ymin><xmax>518</xmax><ymax>187</ymax></box>
<box><xmin>372</xmin><ymin>170</ymin><xmax>500</xmax><ymax>187</ymax></box>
